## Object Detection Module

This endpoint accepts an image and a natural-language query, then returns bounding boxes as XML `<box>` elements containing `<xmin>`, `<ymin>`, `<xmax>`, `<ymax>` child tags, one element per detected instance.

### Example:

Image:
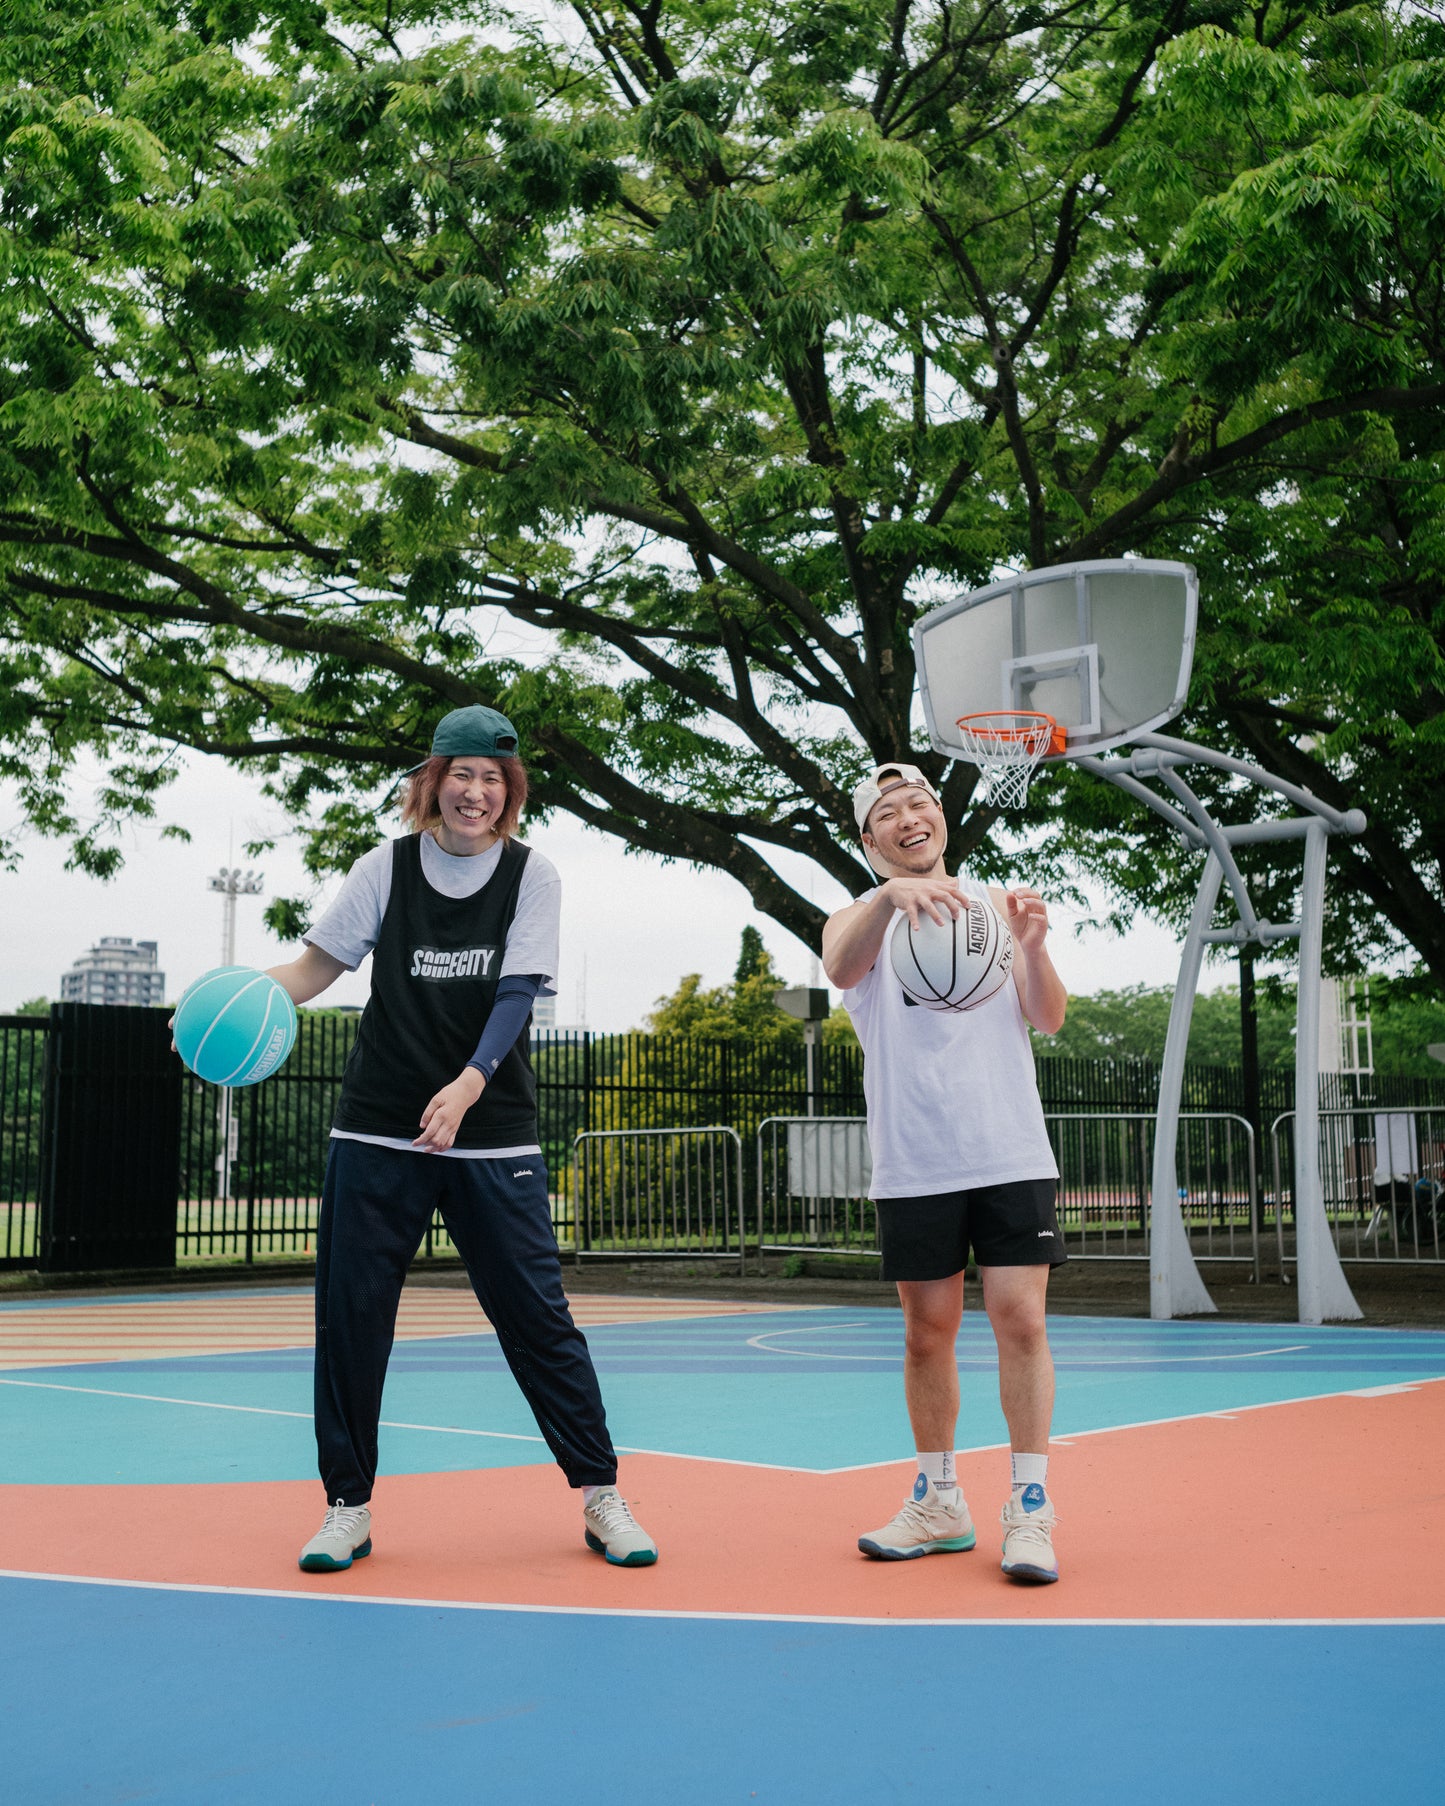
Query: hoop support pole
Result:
<box><xmin>1293</xmin><ymin>820</ymin><xmax>1363</xmax><ymax>1323</ymax></box>
<box><xmin>1150</xmin><ymin>852</ymin><xmax>1223</xmax><ymax>1320</ymax></box>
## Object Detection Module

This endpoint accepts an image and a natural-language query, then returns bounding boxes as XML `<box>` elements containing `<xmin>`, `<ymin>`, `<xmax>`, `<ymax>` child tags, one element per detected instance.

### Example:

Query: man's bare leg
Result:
<box><xmin>980</xmin><ymin>1263</ymin><xmax>1059</xmax><ymax>1582</ymax></box>
<box><xmin>857</xmin><ymin>1270</ymin><xmax>974</xmax><ymax>1558</ymax></box>
<box><xmin>897</xmin><ymin>1271</ymin><xmax>965</xmax><ymax>1450</ymax></box>
<box><xmin>979</xmin><ymin>1265</ymin><xmax>1054</xmax><ymax>1451</ymax></box>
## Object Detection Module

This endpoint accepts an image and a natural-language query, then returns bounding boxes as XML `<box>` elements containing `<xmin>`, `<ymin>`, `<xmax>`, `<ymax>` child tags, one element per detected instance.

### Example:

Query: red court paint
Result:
<box><xmin>6</xmin><ymin>1381</ymin><xmax>1443</xmax><ymax>1621</ymax></box>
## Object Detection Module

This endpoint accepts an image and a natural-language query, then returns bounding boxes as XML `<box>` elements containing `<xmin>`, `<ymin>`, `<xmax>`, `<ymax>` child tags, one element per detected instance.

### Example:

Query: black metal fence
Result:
<box><xmin>0</xmin><ymin>1014</ymin><xmax>45</xmax><ymax>1264</ymax></box>
<box><xmin>5</xmin><ymin>1004</ymin><xmax>1445</xmax><ymax>1273</ymax></box>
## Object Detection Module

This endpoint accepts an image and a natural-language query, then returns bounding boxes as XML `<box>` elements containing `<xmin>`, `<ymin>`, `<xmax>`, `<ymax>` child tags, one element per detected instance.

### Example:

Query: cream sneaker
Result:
<box><xmin>858</xmin><ymin>1475</ymin><xmax>977</xmax><ymax>1559</ymax></box>
<box><xmin>583</xmin><ymin>1487</ymin><xmax>658</xmax><ymax>1566</ymax></box>
<box><xmin>299</xmin><ymin>1502</ymin><xmax>372</xmax><ymax>1573</ymax></box>
<box><xmin>1000</xmin><ymin>1484</ymin><xmax>1058</xmax><ymax>1583</ymax></box>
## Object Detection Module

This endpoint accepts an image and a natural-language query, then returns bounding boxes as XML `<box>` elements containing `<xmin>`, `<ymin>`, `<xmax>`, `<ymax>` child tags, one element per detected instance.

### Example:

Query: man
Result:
<box><xmin>822</xmin><ymin>761</ymin><xmax>1067</xmax><ymax>1583</ymax></box>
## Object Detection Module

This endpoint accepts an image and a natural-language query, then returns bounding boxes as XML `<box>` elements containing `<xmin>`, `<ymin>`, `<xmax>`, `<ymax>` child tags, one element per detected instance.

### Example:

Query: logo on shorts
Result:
<box><xmin>512</xmin><ymin>1168</ymin><xmax>533</xmax><ymax>1178</ymax></box>
<box><xmin>1037</xmin><ymin>1229</ymin><xmax>1054</xmax><ymax>1238</ymax></box>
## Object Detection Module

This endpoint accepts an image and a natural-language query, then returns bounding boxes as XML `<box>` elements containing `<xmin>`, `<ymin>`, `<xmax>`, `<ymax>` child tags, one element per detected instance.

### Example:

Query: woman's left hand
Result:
<box><xmin>414</xmin><ymin>1068</ymin><xmax>487</xmax><ymax>1153</ymax></box>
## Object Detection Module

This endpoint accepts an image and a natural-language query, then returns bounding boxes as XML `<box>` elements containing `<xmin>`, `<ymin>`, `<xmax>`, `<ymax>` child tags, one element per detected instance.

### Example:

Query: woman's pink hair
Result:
<box><xmin>401</xmin><ymin>755</ymin><xmax>529</xmax><ymax>841</ymax></box>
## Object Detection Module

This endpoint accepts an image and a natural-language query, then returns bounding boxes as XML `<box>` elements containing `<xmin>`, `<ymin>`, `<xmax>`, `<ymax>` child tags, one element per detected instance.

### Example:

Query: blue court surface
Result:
<box><xmin>3</xmin><ymin>1288</ymin><xmax>1443</xmax><ymax>1803</ymax></box>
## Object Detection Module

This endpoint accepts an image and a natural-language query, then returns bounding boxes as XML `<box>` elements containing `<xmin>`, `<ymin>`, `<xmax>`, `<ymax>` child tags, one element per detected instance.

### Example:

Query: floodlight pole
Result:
<box><xmin>775</xmin><ymin>987</ymin><xmax>830</xmax><ymax>1118</ymax></box>
<box><xmin>776</xmin><ymin>987</ymin><xmax>832</xmax><ymax>1249</ymax></box>
<box><xmin>1074</xmin><ymin>734</ymin><xmax>1366</xmax><ymax>1324</ymax></box>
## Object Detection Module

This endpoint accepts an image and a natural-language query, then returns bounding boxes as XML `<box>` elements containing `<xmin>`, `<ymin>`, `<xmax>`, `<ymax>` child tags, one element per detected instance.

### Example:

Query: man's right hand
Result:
<box><xmin>823</xmin><ymin>873</ymin><xmax>969</xmax><ymax>989</ymax></box>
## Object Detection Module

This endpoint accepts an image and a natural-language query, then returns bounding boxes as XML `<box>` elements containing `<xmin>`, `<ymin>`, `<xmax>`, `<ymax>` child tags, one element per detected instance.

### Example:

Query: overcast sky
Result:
<box><xmin>0</xmin><ymin>754</ymin><xmax>1222</xmax><ymax>1026</ymax></box>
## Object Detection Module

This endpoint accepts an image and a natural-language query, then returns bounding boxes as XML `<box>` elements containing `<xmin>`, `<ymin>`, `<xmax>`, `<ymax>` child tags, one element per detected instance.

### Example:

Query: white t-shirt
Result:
<box><xmin>306</xmin><ymin>833</ymin><xmax>559</xmax><ymax>989</ymax></box>
<box><xmin>306</xmin><ymin>833</ymin><xmax>559</xmax><ymax>1160</ymax></box>
<box><xmin>842</xmin><ymin>876</ymin><xmax>1058</xmax><ymax>1198</ymax></box>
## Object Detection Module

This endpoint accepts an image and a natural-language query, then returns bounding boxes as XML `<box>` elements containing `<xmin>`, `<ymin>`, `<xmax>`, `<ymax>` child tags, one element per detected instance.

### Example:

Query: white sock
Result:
<box><xmin>582</xmin><ymin>1484</ymin><xmax>606</xmax><ymax>1507</ymax></box>
<box><xmin>1010</xmin><ymin>1452</ymin><xmax>1048</xmax><ymax>1493</ymax></box>
<box><xmin>917</xmin><ymin>1450</ymin><xmax>957</xmax><ymax>1493</ymax></box>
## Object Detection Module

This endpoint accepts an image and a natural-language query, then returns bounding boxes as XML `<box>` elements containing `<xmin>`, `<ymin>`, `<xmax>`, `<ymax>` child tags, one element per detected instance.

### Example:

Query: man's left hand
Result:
<box><xmin>1003</xmin><ymin>887</ymin><xmax>1050</xmax><ymax>952</ymax></box>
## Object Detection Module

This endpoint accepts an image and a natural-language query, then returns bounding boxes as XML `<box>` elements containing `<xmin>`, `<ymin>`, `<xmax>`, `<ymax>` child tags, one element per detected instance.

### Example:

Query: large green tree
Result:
<box><xmin>1</xmin><ymin>1</ymin><xmax>1442</xmax><ymax>977</ymax></box>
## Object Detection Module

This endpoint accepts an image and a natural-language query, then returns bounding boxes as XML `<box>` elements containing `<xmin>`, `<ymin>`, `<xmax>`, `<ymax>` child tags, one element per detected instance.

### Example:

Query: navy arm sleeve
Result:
<box><xmin>465</xmin><ymin>974</ymin><xmax>543</xmax><ymax>1079</ymax></box>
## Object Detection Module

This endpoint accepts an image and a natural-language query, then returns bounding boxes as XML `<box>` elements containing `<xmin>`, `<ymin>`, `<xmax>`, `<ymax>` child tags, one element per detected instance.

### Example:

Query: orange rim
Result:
<box><xmin>955</xmin><ymin>711</ymin><xmax>1066</xmax><ymax>756</ymax></box>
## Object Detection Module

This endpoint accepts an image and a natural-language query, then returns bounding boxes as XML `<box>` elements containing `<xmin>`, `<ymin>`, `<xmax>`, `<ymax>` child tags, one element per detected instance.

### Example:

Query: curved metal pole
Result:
<box><xmin>1154</xmin><ymin>766</ymin><xmax>1264</xmax><ymax>942</ymax></box>
<box><xmin>1135</xmin><ymin>734</ymin><xmax>1366</xmax><ymax>835</ymax></box>
<box><xmin>1293</xmin><ymin>821</ymin><xmax>1363</xmax><ymax>1322</ymax></box>
<box><xmin>1151</xmin><ymin>852</ymin><xmax>1222</xmax><ymax>1319</ymax></box>
<box><xmin>1072</xmin><ymin>755</ymin><xmax>1204</xmax><ymax>844</ymax></box>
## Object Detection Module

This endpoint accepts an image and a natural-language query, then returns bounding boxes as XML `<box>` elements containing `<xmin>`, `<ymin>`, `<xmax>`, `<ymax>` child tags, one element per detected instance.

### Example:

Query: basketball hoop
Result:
<box><xmin>954</xmin><ymin>712</ymin><xmax>1065</xmax><ymax>809</ymax></box>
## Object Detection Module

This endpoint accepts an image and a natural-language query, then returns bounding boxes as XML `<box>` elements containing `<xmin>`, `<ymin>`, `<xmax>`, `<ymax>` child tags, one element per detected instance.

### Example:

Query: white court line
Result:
<box><xmin>0</xmin><ymin>1375</ymin><xmax>815</xmax><ymax>1473</ymax></box>
<box><xmin>3</xmin><ymin>1570</ymin><xmax>1442</xmax><ymax>1629</ymax></box>
<box><xmin>745</xmin><ymin>1322</ymin><xmax>879</xmax><ymax>1357</ymax></box>
<box><xmin>5</xmin><ymin>1369</ymin><xmax>1442</xmax><ymax>1478</ymax></box>
<box><xmin>0</xmin><ymin>1298</ymin><xmax>818</xmax><ymax>1370</ymax></box>
<box><xmin>1052</xmin><ymin>1345</ymin><xmax>1312</xmax><ymax>1366</ymax></box>
<box><xmin>5</xmin><ymin>1361</ymin><xmax>1442</xmax><ymax>1480</ymax></box>
<box><xmin>808</xmin><ymin>1373</ymin><xmax>1445</xmax><ymax>1475</ymax></box>
<box><xmin>0</xmin><ymin>1332</ymin><xmax>463</xmax><ymax>1374</ymax></box>
<box><xmin>745</xmin><ymin>1326</ymin><xmax>1314</xmax><ymax>1364</ymax></box>
<box><xmin>0</xmin><ymin>1376</ymin><xmax>544</xmax><ymax>1444</ymax></box>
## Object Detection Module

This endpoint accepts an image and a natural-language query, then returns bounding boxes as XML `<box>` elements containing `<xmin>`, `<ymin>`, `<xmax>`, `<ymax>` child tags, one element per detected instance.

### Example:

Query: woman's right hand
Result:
<box><xmin>414</xmin><ymin>1067</ymin><xmax>487</xmax><ymax>1153</ymax></box>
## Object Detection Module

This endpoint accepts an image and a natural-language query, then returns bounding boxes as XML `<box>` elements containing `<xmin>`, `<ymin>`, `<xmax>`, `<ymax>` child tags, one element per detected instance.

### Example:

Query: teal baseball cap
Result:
<box><xmin>404</xmin><ymin>704</ymin><xmax>519</xmax><ymax>775</ymax></box>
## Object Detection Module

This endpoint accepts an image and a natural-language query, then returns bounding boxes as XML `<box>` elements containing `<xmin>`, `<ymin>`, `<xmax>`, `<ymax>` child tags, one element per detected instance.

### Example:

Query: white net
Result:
<box><xmin>955</xmin><ymin>713</ymin><xmax>1058</xmax><ymax>809</ymax></box>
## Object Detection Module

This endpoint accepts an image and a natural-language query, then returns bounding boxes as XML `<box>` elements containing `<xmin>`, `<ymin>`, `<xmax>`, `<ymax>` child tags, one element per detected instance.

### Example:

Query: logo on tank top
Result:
<box><xmin>409</xmin><ymin>945</ymin><xmax>499</xmax><ymax>980</ymax></box>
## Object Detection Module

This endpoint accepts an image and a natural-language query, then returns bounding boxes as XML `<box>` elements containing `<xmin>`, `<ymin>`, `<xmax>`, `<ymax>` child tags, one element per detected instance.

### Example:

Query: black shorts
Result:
<box><xmin>875</xmin><ymin>1178</ymin><xmax>1066</xmax><ymax>1281</ymax></box>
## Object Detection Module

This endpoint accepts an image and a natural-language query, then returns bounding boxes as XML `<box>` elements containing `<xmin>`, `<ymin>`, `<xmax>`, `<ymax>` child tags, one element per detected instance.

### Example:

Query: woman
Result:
<box><xmin>265</xmin><ymin>704</ymin><xmax>657</xmax><ymax>1572</ymax></box>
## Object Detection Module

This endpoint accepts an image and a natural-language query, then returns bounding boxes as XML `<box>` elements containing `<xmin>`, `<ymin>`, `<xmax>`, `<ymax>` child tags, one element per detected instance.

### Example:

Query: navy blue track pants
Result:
<box><xmin>314</xmin><ymin>1137</ymin><xmax>618</xmax><ymax>1506</ymax></box>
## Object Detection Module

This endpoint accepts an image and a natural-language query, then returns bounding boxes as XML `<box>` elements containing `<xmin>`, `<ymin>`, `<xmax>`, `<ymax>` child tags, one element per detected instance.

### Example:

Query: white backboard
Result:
<box><xmin>914</xmin><ymin>559</ymin><xmax>1198</xmax><ymax>760</ymax></box>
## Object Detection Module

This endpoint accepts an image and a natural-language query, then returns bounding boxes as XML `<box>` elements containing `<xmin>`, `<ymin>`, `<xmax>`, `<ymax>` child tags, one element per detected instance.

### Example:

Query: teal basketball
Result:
<box><xmin>173</xmin><ymin>966</ymin><xmax>298</xmax><ymax>1087</ymax></box>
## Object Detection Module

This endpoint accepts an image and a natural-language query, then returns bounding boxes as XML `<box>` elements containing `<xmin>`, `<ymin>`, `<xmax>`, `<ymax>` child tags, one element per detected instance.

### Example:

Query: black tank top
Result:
<box><xmin>333</xmin><ymin>835</ymin><xmax>538</xmax><ymax>1149</ymax></box>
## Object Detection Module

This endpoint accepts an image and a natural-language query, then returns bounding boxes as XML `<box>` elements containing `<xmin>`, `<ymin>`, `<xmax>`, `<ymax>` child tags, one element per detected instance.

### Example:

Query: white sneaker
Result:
<box><xmin>299</xmin><ymin>1502</ymin><xmax>373</xmax><ymax>1573</ymax></box>
<box><xmin>1000</xmin><ymin>1484</ymin><xmax>1058</xmax><ymax>1583</ymax></box>
<box><xmin>583</xmin><ymin>1487</ymin><xmax>658</xmax><ymax>1566</ymax></box>
<box><xmin>858</xmin><ymin>1476</ymin><xmax>977</xmax><ymax>1559</ymax></box>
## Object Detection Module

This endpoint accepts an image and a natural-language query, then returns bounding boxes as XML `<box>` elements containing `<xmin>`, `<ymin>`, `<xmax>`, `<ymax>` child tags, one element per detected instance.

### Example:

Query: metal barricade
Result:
<box><xmin>752</xmin><ymin>1109</ymin><xmax>1258</xmax><ymax>1274</ymax></box>
<box><xmin>572</xmin><ymin>1127</ymin><xmax>745</xmax><ymax>1274</ymax></box>
<box><xmin>756</xmin><ymin>1116</ymin><xmax>877</xmax><ymax>1256</ymax></box>
<box><xmin>1270</xmin><ymin>1107</ymin><xmax>1445</xmax><ymax>1265</ymax></box>
<box><xmin>1048</xmin><ymin>1111</ymin><xmax>1259</xmax><ymax>1276</ymax></box>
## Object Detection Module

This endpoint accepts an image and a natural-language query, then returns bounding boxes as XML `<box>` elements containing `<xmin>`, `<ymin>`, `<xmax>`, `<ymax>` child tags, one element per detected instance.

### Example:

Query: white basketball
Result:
<box><xmin>889</xmin><ymin>899</ymin><xmax>1014</xmax><ymax>1012</ymax></box>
